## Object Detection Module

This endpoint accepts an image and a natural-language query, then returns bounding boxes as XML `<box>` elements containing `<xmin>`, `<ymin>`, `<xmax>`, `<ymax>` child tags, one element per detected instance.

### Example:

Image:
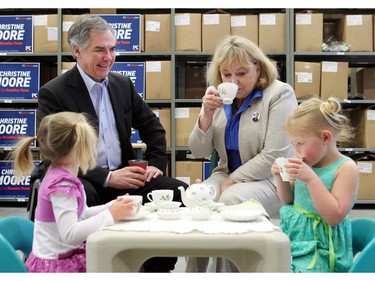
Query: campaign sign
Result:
<box><xmin>0</xmin><ymin>15</ymin><xmax>33</xmax><ymax>53</ymax></box>
<box><xmin>100</xmin><ymin>14</ymin><xmax>140</xmax><ymax>53</ymax></box>
<box><xmin>111</xmin><ymin>62</ymin><xmax>145</xmax><ymax>98</ymax></box>
<box><xmin>110</xmin><ymin>62</ymin><xmax>145</xmax><ymax>144</ymax></box>
<box><xmin>131</xmin><ymin>127</ymin><xmax>143</xmax><ymax>144</ymax></box>
<box><xmin>0</xmin><ymin>160</ymin><xmax>40</xmax><ymax>200</ymax></box>
<box><xmin>0</xmin><ymin>109</ymin><xmax>36</xmax><ymax>148</ymax></box>
<box><xmin>0</xmin><ymin>62</ymin><xmax>40</xmax><ymax>100</ymax></box>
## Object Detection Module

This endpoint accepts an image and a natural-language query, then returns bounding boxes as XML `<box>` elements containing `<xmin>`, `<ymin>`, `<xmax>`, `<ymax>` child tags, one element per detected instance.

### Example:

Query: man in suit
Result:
<box><xmin>34</xmin><ymin>13</ymin><xmax>188</xmax><ymax>272</ymax></box>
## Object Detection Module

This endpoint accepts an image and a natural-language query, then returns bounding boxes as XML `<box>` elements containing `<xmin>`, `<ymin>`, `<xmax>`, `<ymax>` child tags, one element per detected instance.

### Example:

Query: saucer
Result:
<box><xmin>121</xmin><ymin>210</ymin><xmax>150</xmax><ymax>221</ymax></box>
<box><xmin>144</xmin><ymin>202</ymin><xmax>158</xmax><ymax>212</ymax></box>
<box><xmin>158</xmin><ymin>201</ymin><xmax>182</xmax><ymax>209</ymax></box>
<box><xmin>212</xmin><ymin>202</ymin><xmax>225</xmax><ymax>211</ymax></box>
<box><xmin>221</xmin><ymin>209</ymin><xmax>261</xmax><ymax>222</ymax></box>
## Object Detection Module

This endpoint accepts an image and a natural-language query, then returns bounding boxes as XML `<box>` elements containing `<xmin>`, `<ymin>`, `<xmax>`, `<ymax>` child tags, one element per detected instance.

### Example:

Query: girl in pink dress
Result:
<box><xmin>10</xmin><ymin>111</ymin><xmax>136</xmax><ymax>272</ymax></box>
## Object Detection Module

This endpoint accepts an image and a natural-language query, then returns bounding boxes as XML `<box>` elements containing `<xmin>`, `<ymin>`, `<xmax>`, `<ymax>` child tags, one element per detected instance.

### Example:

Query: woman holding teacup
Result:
<box><xmin>187</xmin><ymin>35</ymin><xmax>298</xmax><ymax>271</ymax></box>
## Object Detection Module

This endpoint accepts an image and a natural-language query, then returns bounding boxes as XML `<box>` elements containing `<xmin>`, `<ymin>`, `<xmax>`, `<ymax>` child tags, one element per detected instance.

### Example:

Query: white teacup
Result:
<box><xmin>275</xmin><ymin>157</ymin><xmax>294</xmax><ymax>182</ymax></box>
<box><xmin>146</xmin><ymin>189</ymin><xmax>174</xmax><ymax>206</ymax></box>
<box><xmin>218</xmin><ymin>82</ymin><xmax>238</xmax><ymax>105</ymax></box>
<box><xmin>119</xmin><ymin>195</ymin><xmax>143</xmax><ymax>215</ymax></box>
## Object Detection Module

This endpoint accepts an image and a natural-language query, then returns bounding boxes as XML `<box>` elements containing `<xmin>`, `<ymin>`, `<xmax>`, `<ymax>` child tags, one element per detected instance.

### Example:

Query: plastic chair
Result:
<box><xmin>0</xmin><ymin>216</ymin><xmax>34</xmax><ymax>272</ymax></box>
<box><xmin>348</xmin><ymin>218</ymin><xmax>375</xmax><ymax>272</ymax></box>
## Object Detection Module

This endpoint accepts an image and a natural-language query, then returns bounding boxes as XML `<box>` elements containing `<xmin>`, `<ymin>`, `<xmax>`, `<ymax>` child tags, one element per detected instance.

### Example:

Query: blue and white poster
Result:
<box><xmin>0</xmin><ymin>160</ymin><xmax>40</xmax><ymax>200</ymax></box>
<box><xmin>131</xmin><ymin>127</ymin><xmax>143</xmax><ymax>144</ymax></box>
<box><xmin>0</xmin><ymin>62</ymin><xmax>40</xmax><ymax>100</ymax></box>
<box><xmin>111</xmin><ymin>62</ymin><xmax>145</xmax><ymax>98</ymax></box>
<box><xmin>0</xmin><ymin>15</ymin><xmax>33</xmax><ymax>53</ymax></box>
<box><xmin>0</xmin><ymin>109</ymin><xmax>36</xmax><ymax>148</ymax></box>
<box><xmin>100</xmin><ymin>14</ymin><xmax>140</xmax><ymax>53</ymax></box>
<box><xmin>111</xmin><ymin>62</ymin><xmax>145</xmax><ymax>143</ymax></box>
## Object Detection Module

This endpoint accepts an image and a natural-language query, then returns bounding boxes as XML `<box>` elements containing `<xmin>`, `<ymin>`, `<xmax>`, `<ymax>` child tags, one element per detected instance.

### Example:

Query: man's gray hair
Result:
<box><xmin>67</xmin><ymin>14</ymin><xmax>115</xmax><ymax>58</ymax></box>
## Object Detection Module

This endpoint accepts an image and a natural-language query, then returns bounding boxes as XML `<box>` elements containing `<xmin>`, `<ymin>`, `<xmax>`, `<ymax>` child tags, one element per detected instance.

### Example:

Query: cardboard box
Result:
<box><xmin>151</xmin><ymin>108</ymin><xmax>171</xmax><ymax>148</ymax></box>
<box><xmin>295</xmin><ymin>13</ymin><xmax>323</xmax><ymax>52</ymax></box>
<box><xmin>145</xmin><ymin>14</ymin><xmax>171</xmax><ymax>52</ymax></box>
<box><xmin>294</xmin><ymin>61</ymin><xmax>321</xmax><ymax>99</ymax></box>
<box><xmin>230</xmin><ymin>15</ymin><xmax>258</xmax><ymax>45</ymax></box>
<box><xmin>356</xmin><ymin>160</ymin><xmax>375</xmax><ymax>200</ymax></box>
<box><xmin>202</xmin><ymin>13</ymin><xmax>230</xmax><ymax>52</ymax></box>
<box><xmin>175</xmin><ymin>107</ymin><xmax>200</xmax><ymax>147</ymax></box>
<box><xmin>61</xmin><ymin>62</ymin><xmax>76</xmax><ymax>73</ymax></box>
<box><xmin>176</xmin><ymin>161</ymin><xmax>203</xmax><ymax>186</ymax></box>
<box><xmin>185</xmin><ymin>64</ymin><xmax>207</xmax><ymax>99</ymax></box>
<box><xmin>90</xmin><ymin>9</ymin><xmax>116</xmax><ymax>14</ymax></box>
<box><xmin>175</xmin><ymin>13</ymin><xmax>201</xmax><ymax>52</ymax></box>
<box><xmin>145</xmin><ymin>61</ymin><xmax>171</xmax><ymax>100</ymax></box>
<box><xmin>259</xmin><ymin>13</ymin><xmax>286</xmax><ymax>52</ymax></box>
<box><xmin>62</xmin><ymin>15</ymin><xmax>81</xmax><ymax>52</ymax></box>
<box><xmin>356</xmin><ymin>68</ymin><xmax>375</xmax><ymax>100</ymax></box>
<box><xmin>33</xmin><ymin>14</ymin><xmax>58</xmax><ymax>52</ymax></box>
<box><xmin>350</xmin><ymin>106</ymin><xmax>375</xmax><ymax>148</ymax></box>
<box><xmin>338</xmin><ymin>14</ymin><xmax>373</xmax><ymax>52</ymax></box>
<box><xmin>320</xmin><ymin>61</ymin><xmax>349</xmax><ymax>100</ymax></box>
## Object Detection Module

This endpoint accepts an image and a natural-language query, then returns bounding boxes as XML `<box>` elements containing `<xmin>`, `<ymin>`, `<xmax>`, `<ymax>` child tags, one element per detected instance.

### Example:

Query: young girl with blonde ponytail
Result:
<box><xmin>10</xmin><ymin>111</ymin><xmax>136</xmax><ymax>272</ymax></box>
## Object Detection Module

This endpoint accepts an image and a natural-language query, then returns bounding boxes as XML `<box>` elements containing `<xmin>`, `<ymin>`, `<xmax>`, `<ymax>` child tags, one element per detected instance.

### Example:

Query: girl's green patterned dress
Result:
<box><xmin>279</xmin><ymin>156</ymin><xmax>355</xmax><ymax>272</ymax></box>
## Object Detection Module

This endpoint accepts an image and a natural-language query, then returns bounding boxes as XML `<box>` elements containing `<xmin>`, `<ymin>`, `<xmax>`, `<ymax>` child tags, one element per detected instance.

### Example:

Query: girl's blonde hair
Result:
<box><xmin>10</xmin><ymin>111</ymin><xmax>98</xmax><ymax>182</ymax></box>
<box><xmin>207</xmin><ymin>35</ymin><xmax>278</xmax><ymax>89</ymax></box>
<box><xmin>285</xmin><ymin>97</ymin><xmax>355</xmax><ymax>145</ymax></box>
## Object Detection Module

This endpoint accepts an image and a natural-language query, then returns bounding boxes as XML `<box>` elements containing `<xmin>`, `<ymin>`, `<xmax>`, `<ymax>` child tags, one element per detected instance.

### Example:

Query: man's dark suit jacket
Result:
<box><xmin>36</xmin><ymin>64</ymin><xmax>168</xmax><ymax>188</ymax></box>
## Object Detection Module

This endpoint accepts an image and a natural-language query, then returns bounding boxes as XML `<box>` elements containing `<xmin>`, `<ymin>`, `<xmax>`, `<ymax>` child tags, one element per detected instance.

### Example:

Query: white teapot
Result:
<box><xmin>178</xmin><ymin>179</ymin><xmax>216</xmax><ymax>208</ymax></box>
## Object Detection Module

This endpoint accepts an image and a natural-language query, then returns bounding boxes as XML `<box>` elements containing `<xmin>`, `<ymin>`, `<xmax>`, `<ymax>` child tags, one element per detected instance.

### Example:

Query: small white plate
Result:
<box><xmin>143</xmin><ymin>202</ymin><xmax>158</xmax><ymax>212</ymax></box>
<box><xmin>221</xmin><ymin>209</ymin><xmax>262</xmax><ymax>222</ymax></box>
<box><xmin>121</xmin><ymin>210</ymin><xmax>150</xmax><ymax>221</ymax></box>
<box><xmin>212</xmin><ymin>202</ymin><xmax>225</xmax><ymax>211</ymax></box>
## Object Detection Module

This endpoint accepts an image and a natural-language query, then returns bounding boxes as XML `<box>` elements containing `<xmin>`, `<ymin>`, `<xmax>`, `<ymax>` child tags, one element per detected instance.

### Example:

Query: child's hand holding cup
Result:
<box><xmin>119</xmin><ymin>195</ymin><xmax>143</xmax><ymax>216</ymax></box>
<box><xmin>275</xmin><ymin>157</ymin><xmax>294</xmax><ymax>182</ymax></box>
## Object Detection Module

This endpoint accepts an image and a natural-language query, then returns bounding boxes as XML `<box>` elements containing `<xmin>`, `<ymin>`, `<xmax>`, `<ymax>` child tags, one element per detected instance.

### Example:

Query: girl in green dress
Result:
<box><xmin>271</xmin><ymin>97</ymin><xmax>359</xmax><ymax>272</ymax></box>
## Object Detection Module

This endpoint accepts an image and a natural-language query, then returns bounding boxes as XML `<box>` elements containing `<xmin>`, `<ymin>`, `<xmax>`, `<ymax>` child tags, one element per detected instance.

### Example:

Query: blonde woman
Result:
<box><xmin>272</xmin><ymin>97</ymin><xmax>359</xmax><ymax>272</ymax></box>
<box><xmin>189</xmin><ymin>35</ymin><xmax>297</xmax><ymax>216</ymax></box>
<box><xmin>11</xmin><ymin>111</ymin><xmax>135</xmax><ymax>272</ymax></box>
<box><xmin>188</xmin><ymin>35</ymin><xmax>298</xmax><ymax>272</ymax></box>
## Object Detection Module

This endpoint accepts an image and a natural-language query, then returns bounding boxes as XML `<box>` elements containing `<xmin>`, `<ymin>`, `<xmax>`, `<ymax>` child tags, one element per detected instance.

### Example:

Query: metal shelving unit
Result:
<box><xmin>1</xmin><ymin>8</ymin><xmax>375</xmax><ymax>203</ymax></box>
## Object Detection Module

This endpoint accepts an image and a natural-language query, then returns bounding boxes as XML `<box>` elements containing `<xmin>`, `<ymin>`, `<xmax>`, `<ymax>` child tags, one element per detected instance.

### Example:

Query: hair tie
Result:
<box><xmin>73</xmin><ymin>123</ymin><xmax>77</xmax><ymax>128</ymax></box>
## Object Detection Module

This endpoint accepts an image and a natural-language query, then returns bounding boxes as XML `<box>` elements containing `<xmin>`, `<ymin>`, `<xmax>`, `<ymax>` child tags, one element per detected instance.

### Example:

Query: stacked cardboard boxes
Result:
<box><xmin>356</xmin><ymin>159</ymin><xmax>375</xmax><ymax>200</ymax></box>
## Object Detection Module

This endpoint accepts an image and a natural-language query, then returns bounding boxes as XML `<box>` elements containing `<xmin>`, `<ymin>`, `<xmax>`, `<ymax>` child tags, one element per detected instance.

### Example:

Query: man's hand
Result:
<box><xmin>108</xmin><ymin>166</ymin><xmax>147</xmax><ymax>189</ymax></box>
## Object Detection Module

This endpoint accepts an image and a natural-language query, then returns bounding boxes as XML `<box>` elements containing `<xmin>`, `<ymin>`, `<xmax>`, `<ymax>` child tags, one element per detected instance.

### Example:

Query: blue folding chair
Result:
<box><xmin>349</xmin><ymin>218</ymin><xmax>375</xmax><ymax>272</ymax></box>
<box><xmin>0</xmin><ymin>216</ymin><xmax>34</xmax><ymax>272</ymax></box>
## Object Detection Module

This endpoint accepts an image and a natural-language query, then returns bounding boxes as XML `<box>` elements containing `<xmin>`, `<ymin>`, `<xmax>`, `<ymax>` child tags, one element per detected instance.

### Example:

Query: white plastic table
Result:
<box><xmin>86</xmin><ymin>211</ymin><xmax>291</xmax><ymax>272</ymax></box>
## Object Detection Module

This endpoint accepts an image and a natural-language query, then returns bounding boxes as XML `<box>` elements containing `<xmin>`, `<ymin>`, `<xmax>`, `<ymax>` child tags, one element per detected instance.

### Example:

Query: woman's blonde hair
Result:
<box><xmin>10</xmin><ymin>111</ymin><xmax>98</xmax><ymax>182</ymax></box>
<box><xmin>285</xmin><ymin>97</ymin><xmax>355</xmax><ymax>145</ymax></box>
<box><xmin>207</xmin><ymin>35</ymin><xmax>278</xmax><ymax>89</ymax></box>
